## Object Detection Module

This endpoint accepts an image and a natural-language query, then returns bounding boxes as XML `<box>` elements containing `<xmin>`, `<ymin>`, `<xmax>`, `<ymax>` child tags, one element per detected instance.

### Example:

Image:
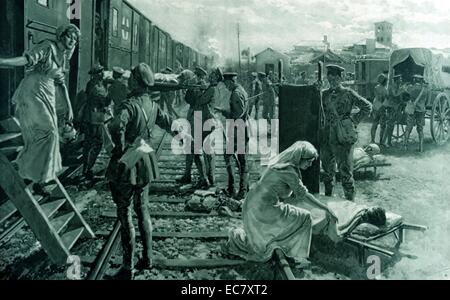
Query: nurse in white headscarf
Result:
<box><xmin>226</xmin><ymin>141</ymin><xmax>338</xmax><ymax>263</ymax></box>
<box><xmin>0</xmin><ymin>24</ymin><xmax>80</xmax><ymax>196</ymax></box>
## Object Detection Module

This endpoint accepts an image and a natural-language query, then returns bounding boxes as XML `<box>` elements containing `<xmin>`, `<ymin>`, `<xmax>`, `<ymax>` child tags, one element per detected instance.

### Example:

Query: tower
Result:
<box><xmin>374</xmin><ymin>21</ymin><xmax>393</xmax><ymax>47</ymax></box>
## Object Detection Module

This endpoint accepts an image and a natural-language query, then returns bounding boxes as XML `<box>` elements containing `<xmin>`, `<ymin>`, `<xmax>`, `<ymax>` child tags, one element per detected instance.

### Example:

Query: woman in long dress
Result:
<box><xmin>0</xmin><ymin>24</ymin><xmax>80</xmax><ymax>195</ymax></box>
<box><xmin>226</xmin><ymin>141</ymin><xmax>338</xmax><ymax>263</ymax></box>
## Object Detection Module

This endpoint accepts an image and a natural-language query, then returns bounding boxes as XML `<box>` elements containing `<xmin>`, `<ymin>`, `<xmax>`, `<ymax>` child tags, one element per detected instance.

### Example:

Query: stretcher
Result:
<box><xmin>294</xmin><ymin>196</ymin><xmax>427</xmax><ymax>265</ymax></box>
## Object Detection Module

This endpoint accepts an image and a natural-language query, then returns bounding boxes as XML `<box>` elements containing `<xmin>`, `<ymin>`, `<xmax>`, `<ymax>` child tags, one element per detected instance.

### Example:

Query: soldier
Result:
<box><xmin>108</xmin><ymin>67</ymin><xmax>129</xmax><ymax>116</ymax></box>
<box><xmin>259</xmin><ymin>72</ymin><xmax>276</xmax><ymax>124</ymax></box>
<box><xmin>403</xmin><ymin>75</ymin><xmax>429</xmax><ymax>152</ymax></box>
<box><xmin>106</xmin><ymin>63</ymin><xmax>182</xmax><ymax>280</ymax></box>
<box><xmin>248</xmin><ymin>72</ymin><xmax>262</xmax><ymax>119</ymax></box>
<box><xmin>320</xmin><ymin>65</ymin><xmax>372</xmax><ymax>201</ymax></box>
<box><xmin>82</xmin><ymin>64</ymin><xmax>112</xmax><ymax>181</ymax></box>
<box><xmin>370</xmin><ymin>74</ymin><xmax>388</xmax><ymax>145</ymax></box>
<box><xmin>215</xmin><ymin>72</ymin><xmax>250</xmax><ymax>200</ymax></box>
<box><xmin>176</xmin><ymin>67</ymin><xmax>211</xmax><ymax>189</ymax></box>
<box><xmin>383</xmin><ymin>75</ymin><xmax>406</xmax><ymax>147</ymax></box>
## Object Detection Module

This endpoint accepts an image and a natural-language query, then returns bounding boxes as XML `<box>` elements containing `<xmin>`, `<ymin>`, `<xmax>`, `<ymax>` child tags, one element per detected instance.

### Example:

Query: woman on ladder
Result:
<box><xmin>0</xmin><ymin>24</ymin><xmax>80</xmax><ymax>196</ymax></box>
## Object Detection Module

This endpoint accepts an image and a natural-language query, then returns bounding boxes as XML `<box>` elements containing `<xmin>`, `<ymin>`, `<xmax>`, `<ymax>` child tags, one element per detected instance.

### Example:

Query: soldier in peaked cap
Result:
<box><xmin>106</xmin><ymin>63</ymin><xmax>183</xmax><ymax>280</ymax></box>
<box><xmin>176</xmin><ymin>67</ymin><xmax>223</xmax><ymax>188</ymax></box>
<box><xmin>215</xmin><ymin>72</ymin><xmax>250</xmax><ymax>200</ymax></box>
<box><xmin>88</xmin><ymin>63</ymin><xmax>104</xmax><ymax>75</ymax></box>
<box><xmin>176</xmin><ymin>67</ymin><xmax>210</xmax><ymax>188</ymax></box>
<box><xmin>320</xmin><ymin>64</ymin><xmax>372</xmax><ymax>201</ymax></box>
<box><xmin>194</xmin><ymin>66</ymin><xmax>208</xmax><ymax>78</ymax></box>
<box><xmin>249</xmin><ymin>71</ymin><xmax>262</xmax><ymax>119</ymax></box>
<box><xmin>109</xmin><ymin>67</ymin><xmax>129</xmax><ymax>116</ymax></box>
<box><xmin>383</xmin><ymin>74</ymin><xmax>406</xmax><ymax>147</ymax></box>
<box><xmin>259</xmin><ymin>71</ymin><xmax>276</xmax><ymax>124</ymax></box>
<box><xmin>82</xmin><ymin>63</ymin><xmax>111</xmax><ymax>181</ymax></box>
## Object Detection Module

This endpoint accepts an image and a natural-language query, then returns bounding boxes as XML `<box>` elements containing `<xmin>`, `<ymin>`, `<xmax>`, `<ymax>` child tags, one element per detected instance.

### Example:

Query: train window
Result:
<box><xmin>112</xmin><ymin>8</ymin><xmax>119</xmax><ymax>37</ymax></box>
<box><xmin>122</xmin><ymin>17</ymin><xmax>130</xmax><ymax>41</ymax></box>
<box><xmin>37</xmin><ymin>0</ymin><xmax>49</xmax><ymax>7</ymax></box>
<box><xmin>134</xmin><ymin>23</ymin><xmax>138</xmax><ymax>46</ymax></box>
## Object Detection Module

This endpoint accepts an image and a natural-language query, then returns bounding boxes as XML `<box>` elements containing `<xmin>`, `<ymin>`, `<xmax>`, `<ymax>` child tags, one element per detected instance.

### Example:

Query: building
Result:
<box><xmin>375</xmin><ymin>21</ymin><xmax>393</xmax><ymax>48</ymax></box>
<box><xmin>341</xmin><ymin>21</ymin><xmax>395</xmax><ymax>59</ymax></box>
<box><xmin>254</xmin><ymin>48</ymin><xmax>291</xmax><ymax>80</ymax></box>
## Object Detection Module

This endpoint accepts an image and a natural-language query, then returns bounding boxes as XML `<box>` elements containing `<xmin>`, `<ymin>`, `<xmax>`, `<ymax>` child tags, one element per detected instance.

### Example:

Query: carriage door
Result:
<box><xmin>0</xmin><ymin>1</ymin><xmax>24</xmax><ymax>120</ymax></box>
<box><xmin>278</xmin><ymin>85</ymin><xmax>321</xmax><ymax>193</ymax></box>
<box><xmin>93</xmin><ymin>0</ymin><xmax>108</xmax><ymax>67</ymax></box>
<box><xmin>131</xmin><ymin>11</ymin><xmax>139</xmax><ymax>67</ymax></box>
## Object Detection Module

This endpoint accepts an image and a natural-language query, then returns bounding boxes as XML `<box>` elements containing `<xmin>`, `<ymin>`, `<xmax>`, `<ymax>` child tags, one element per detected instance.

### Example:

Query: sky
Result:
<box><xmin>128</xmin><ymin>0</ymin><xmax>450</xmax><ymax>61</ymax></box>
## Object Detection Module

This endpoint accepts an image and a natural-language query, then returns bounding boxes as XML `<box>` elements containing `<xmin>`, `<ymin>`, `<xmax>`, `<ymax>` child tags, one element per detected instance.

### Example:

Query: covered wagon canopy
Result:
<box><xmin>389</xmin><ymin>48</ymin><xmax>450</xmax><ymax>89</ymax></box>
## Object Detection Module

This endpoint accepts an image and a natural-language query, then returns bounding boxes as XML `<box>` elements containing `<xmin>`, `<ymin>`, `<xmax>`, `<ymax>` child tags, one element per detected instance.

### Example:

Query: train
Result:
<box><xmin>0</xmin><ymin>0</ymin><xmax>213</xmax><ymax>122</ymax></box>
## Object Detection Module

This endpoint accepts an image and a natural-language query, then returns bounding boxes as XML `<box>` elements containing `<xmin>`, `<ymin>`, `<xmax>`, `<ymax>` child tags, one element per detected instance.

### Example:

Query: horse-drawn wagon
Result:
<box><xmin>389</xmin><ymin>48</ymin><xmax>450</xmax><ymax>145</ymax></box>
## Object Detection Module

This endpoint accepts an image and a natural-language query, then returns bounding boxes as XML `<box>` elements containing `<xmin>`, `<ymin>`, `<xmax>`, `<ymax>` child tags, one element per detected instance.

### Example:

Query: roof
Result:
<box><xmin>309</xmin><ymin>49</ymin><xmax>350</xmax><ymax>64</ymax></box>
<box><xmin>254</xmin><ymin>48</ymin><xmax>290</xmax><ymax>60</ymax></box>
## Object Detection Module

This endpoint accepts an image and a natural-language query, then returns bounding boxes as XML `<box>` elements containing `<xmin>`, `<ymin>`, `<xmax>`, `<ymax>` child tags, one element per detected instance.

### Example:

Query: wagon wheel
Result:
<box><xmin>431</xmin><ymin>92</ymin><xmax>450</xmax><ymax>145</ymax></box>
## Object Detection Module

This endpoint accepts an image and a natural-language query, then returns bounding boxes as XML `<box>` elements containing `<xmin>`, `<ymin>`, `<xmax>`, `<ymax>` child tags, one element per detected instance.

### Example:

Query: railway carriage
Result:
<box><xmin>0</xmin><ymin>0</ymin><xmax>211</xmax><ymax>122</ymax></box>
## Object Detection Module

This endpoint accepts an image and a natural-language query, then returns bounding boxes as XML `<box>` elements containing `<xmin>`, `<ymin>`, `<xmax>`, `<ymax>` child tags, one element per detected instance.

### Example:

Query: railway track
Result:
<box><xmin>85</xmin><ymin>127</ymin><xmax>298</xmax><ymax>280</ymax></box>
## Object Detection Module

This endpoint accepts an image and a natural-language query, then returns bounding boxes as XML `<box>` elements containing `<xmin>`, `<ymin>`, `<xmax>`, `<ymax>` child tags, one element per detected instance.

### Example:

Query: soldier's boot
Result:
<box><xmin>223</xmin><ymin>166</ymin><xmax>235</xmax><ymax>198</ymax></box>
<box><xmin>205</xmin><ymin>154</ymin><xmax>216</xmax><ymax>187</ymax></box>
<box><xmin>194</xmin><ymin>155</ymin><xmax>209</xmax><ymax>190</ymax></box>
<box><xmin>176</xmin><ymin>155</ymin><xmax>193</xmax><ymax>184</ymax></box>
<box><xmin>325</xmin><ymin>184</ymin><xmax>333</xmax><ymax>197</ymax></box>
<box><xmin>236</xmin><ymin>172</ymin><xmax>250</xmax><ymax>200</ymax></box>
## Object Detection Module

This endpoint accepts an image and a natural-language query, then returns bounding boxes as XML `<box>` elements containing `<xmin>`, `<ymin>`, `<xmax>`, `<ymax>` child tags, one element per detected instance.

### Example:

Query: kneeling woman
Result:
<box><xmin>226</xmin><ymin>141</ymin><xmax>338</xmax><ymax>262</ymax></box>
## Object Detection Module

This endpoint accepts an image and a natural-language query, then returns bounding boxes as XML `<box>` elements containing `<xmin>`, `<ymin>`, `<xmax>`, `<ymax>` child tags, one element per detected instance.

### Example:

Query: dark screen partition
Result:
<box><xmin>278</xmin><ymin>85</ymin><xmax>321</xmax><ymax>194</ymax></box>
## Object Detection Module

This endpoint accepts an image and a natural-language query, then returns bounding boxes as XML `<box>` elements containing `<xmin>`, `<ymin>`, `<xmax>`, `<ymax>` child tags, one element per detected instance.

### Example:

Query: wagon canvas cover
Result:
<box><xmin>389</xmin><ymin>48</ymin><xmax>450</xmax><ymax>88</ymax></box>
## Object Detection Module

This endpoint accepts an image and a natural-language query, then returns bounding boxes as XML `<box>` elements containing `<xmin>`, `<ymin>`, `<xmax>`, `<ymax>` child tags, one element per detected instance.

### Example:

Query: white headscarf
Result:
<box><xmin>268</xmin><ymin>141</ymin><xmax>318</xmax><ymax>170</ymax></box>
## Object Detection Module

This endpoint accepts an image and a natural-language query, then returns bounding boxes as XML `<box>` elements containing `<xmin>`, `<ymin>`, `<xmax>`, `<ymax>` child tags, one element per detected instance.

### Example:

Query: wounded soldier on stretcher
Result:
<box><xmin>223</xmin><ymin>141</ymin><xmax>398</xmax><ymax>264</ymax></box>
<box><xmin>353</xmin><ymin>143</ymin><xmax>387</xmax><ymax>170</ymax></box>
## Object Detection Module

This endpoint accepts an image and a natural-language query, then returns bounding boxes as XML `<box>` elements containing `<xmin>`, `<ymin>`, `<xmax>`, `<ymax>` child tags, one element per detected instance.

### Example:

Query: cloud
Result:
<box><xmin>128</xmin><ymin>0</ymin><xmax>450</xmax><ymax>60</ymax></box>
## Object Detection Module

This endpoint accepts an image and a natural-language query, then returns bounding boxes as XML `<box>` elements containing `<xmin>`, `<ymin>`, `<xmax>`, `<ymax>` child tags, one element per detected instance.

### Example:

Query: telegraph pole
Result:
<box><xmin>237</xmin><ymin>23</ymin><xmax>242</xmax><ymax>77</ymax></box>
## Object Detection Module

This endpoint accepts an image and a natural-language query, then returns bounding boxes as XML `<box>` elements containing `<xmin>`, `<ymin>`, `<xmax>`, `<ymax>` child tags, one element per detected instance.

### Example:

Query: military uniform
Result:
<box><xmin>404</xmin><ymin>79</ymin><xmax>428</xmax><ymax>151</ymax></box>
<box><xmin>82</xmin><ymin>67</ymin><xmax>112</xmax><ymax>179</ymax></box>
<box><xmin>106</xmin><ymin>64</ymin><xmax>175</xmax><ymax>279</ymax></box>
<box><xmin>260</xmin><ymin>73</ymin><xmax>276</xmax><ymax>122</ymax></box>
<box><xmin>248</xmin><ymin>76</ymin><xmax>262</xmax><ymax>118</ymax></box>
<box><xmin>108</xmin><ymin>67</ymin><xmax>129</xmax><ymax>116</ymax></box>
<box><xmin>321</xmin><ymin>83</ymin><xmax>372</xmax><ymax>200</ymax></box>
<box><xmin>179</xmin><ymin>75</ymin><xmax>217</xmax><ymax>187</ymax></box>
<box><xmin>383</xmin><ymin>77</ymin><xmax>404</xmax><ymax>146</ymax></box>
<box><xmin>221</xmin><ymin>73</ymin><xmax>250</xmax><ymax>199</ymax></box>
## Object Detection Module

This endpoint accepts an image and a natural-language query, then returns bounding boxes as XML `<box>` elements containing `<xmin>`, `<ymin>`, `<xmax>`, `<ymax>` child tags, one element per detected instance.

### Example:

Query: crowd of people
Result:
<box><xmin>1</xmin><ymin>23</ymin><xmax>427</xmax><ymax>279</ymax></box>
<box><xmin>371</xmin><ymin>73</ymin><xmax>429</xmax><ymax>152</ymax></box>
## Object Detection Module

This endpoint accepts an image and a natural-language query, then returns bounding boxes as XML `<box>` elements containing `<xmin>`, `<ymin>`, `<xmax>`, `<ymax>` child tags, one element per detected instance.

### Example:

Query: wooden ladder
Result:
<box><xmin>0</xmin><ymin>129</ymin><xmax>95</xmax><ymax>265</ymax></box>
